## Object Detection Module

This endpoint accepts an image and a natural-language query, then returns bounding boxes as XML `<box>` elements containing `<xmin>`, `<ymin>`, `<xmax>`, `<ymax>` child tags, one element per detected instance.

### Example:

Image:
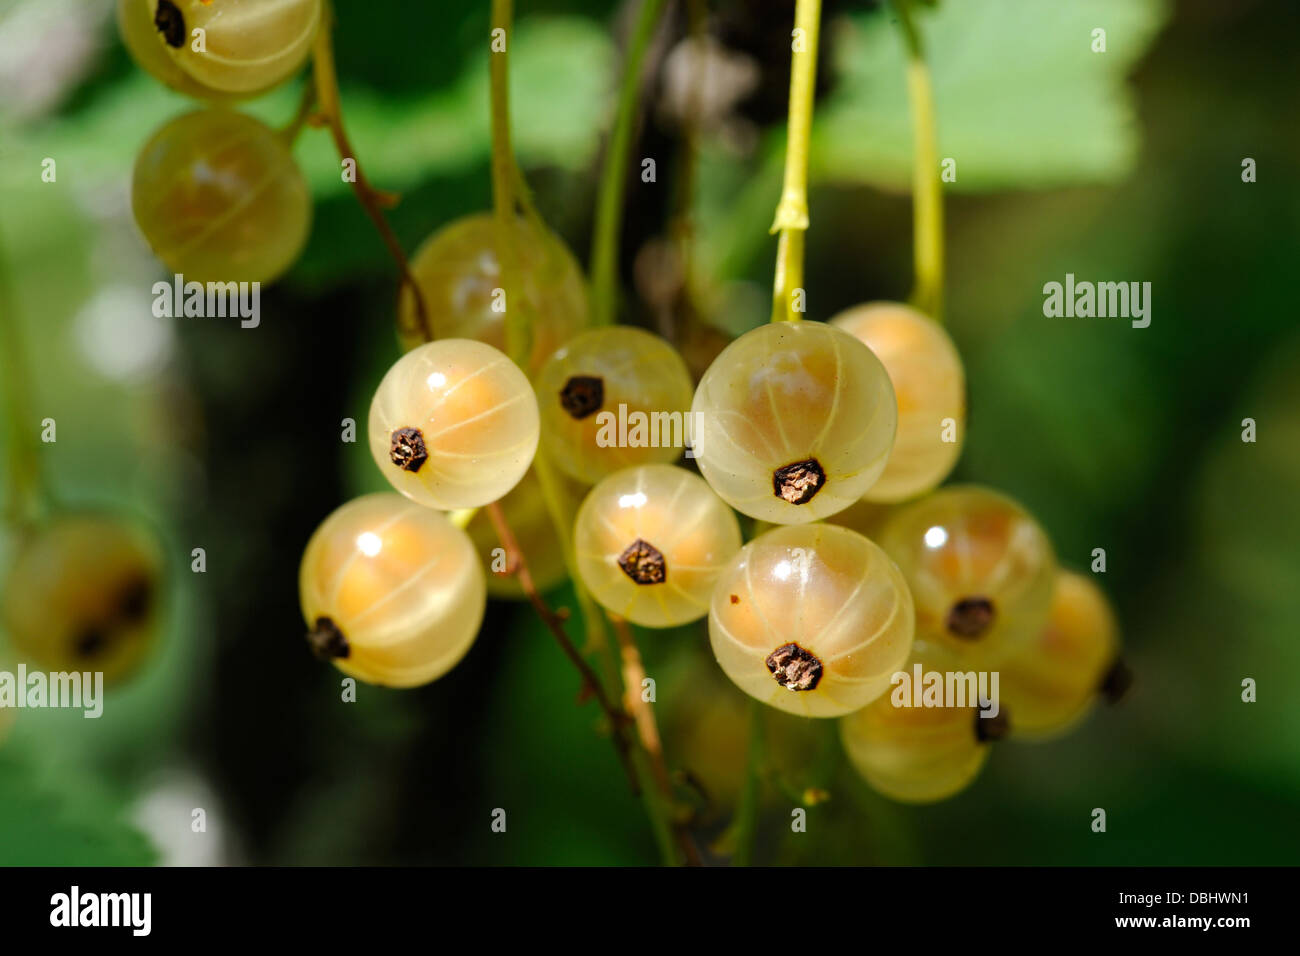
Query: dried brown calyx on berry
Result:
<box><xmin>772</xmin><ymin>458</ymin><xmax>825</xmax><ymax>505</ymax></box>
<box><xmin>560</xmin><ymin>375</ymin><xmax>604</xmax><ymax>419</ymax></box>
<box><xmin>390</xmin><ymin>427</ymin><xmax>429</xmax><ymax>472</ymax></box>
<box><xmin>946</xmin><ymin>596</ymin><xmax>996</xmax><ymax>639</ymax></box>
<box><xmin>765</xmin><ymin>642</ymin><xmax>823</xmax><ymax>691</ymax></box>
<box><xmin>618</xmin><ymin>538</ymin><xmax>666</xmax><ymax>584</ymax></box>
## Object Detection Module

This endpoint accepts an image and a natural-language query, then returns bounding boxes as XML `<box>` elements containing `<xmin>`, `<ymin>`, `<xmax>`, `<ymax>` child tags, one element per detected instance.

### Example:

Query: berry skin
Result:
<box><xmin>708</xmin><ymin>523</ymin><xmax>914</xmax><ymax>718</ymax></box>
<box><xmin>398</xmin><ymin>214</ymin><xmax>590</xmax><ymax>374</ymax></box>
<box><xmin>839</xmin><ymin>688</ymin><xmax>999</xmax><ymax>805</ymax></box>
<box><xmin>131</xmin><ymin>108</ymin><xmax>311</xmax><ymax>284</ymax></box>
<box><xmin>875</xmin><ymin>485</ymin><xmax>1056</xmax><ymax>665</ymax></box>
<box><xmin>0</xmin><ymin>514</ymin><xmax>164</xmax><ymax>685</ymax></box>
<box><xmin>535</xmin><ymin>327</ymin><xmax>695</xmax><ymax>484</ymax></box>
<box><xmin>575</xmin><ymin>465</ymin><xmax>742</xmax><ymax>628</ymax></box>
<box><xmin>465</xmin><ymin>468</ymin><xmax>571</xmax><ymax>600</ymax></box>
<box><xmin>118</xmin><ymin>0</ymin><xmax>251</xmax><ymax>100</ymax></box>
<box><xmin>142</xmin><ymin>0</ymin><xmax>321</xmax><ymax>95</ymax></box>
<box><xmin>999</xmin><ymin>571</ymin><xmax>1124</xmax><ymax>740</ymax></box>
<box><xmin>299</xmin><ymin>493</ymin><xmax>486</xmax><ymax>688</ymax></box>
<box><xmin>368</xmin><ymin>339</ymin><xmax>539</xmax><ymax>510</ymax></box>
<box><xmin>830</xmin><ymin>302</ymin><xmax>965</xmax><ymax>503</ymax></box>
<box><xmin>691</xmin><ymin>321</ymin><xmax>898</xmax><ymax>524</ymax></box>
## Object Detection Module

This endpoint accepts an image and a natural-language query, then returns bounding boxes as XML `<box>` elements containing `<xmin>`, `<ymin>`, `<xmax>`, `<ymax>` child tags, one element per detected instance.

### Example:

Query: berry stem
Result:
<box><xmin>725</xmin><ymin>699</ymin><xmax>766</xmax><ymax>866</ymax></box>
<box><xmin>0</xmin><ymin>248</ymin><xmax>49</xmax><ymax>526</ymax></box>
<box><xmin>589</xmin><ymin>0</ymin><xmax>669</xmax><ymax>327</ymax></box>
<box><xmin>610</xmin><ymin>613</ymin><xmax>704</xmax><ymax>866</ymax></box>
<box><xmin>769</xmin><ymin>0</ymin><xmax>822</xmax><ymax>324</ymax></box>
<box><xmin>311</xmin><ymin>1</ymin><xmax>433</xmax><ymax>344</ymax></box>
<box><xmin>484</xmin><ymin>501</ymin><xmax>641</xmax><ymax>796</ymax></box>
<box><xmin>489</xmin><ymin>0</ymin><xmax>531</xmax><ymax>367</ymax></box>
<box><xmin>892</xmin><ymin>0</ymin><xmax>945</xmax><ymax>322</ymax></box>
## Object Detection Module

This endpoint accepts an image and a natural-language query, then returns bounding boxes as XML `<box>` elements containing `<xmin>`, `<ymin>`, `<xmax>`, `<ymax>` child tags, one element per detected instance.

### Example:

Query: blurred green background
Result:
<box><xmin>0</xmin><ymin>0</ymin><xmax>1297</xmax><ymax>865</ymax></box>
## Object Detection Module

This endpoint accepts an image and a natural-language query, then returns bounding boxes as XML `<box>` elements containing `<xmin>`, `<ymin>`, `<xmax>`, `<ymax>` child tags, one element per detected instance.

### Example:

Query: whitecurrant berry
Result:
<box><xmin>999</xmin><ymin>570</ymin><xmax>1128</xmax><ymax>739</ymax></box>
<box><xmin>118</xmin><ymin>0</ymin><xmax>247</xmax><ymax>100</ymax></box>
<box><xmin>1</xmin><ymin>514</ymin><xmax>164</xmax><ymax>685</ymax></box>
<box><xmin>142</xmin><ymin>0</ymin><xmax>321</xmax><ymax>95</ymax></box>
<box><xmin>875</xmin><ymin>485</ymin><xmax>1056</xmax><ymax>665</ymax></box>
<box><xmin>368</xmin><ymin>339</ymin><xmax>539</xmax><ymax>510</ymax></box>
<box><xmin>708</xmin><ymin>523</ymin><xmax>914</xmax><ymax>718</ymax></box>
<box><xmin>398</xmin><ymin>214</ymin><xmax>590</xmax><ymax>373</ymax></box>
<box><xmin>131</xmin><ymin>108</ymin><xmax>311</xmax><ymax>284</ymax></box>
<box><xmin>691</xmin><ymin>322</ymin><xmax>898</xmax><ymax>524</ymax></box>
<box><xmin>299</xmin><ymin>493</ymin><xmax>486</xmax><ymax>688</ymax></box>
<box><xmin>840</xmin><ymin>687</ymin><xmax>1003</xmax><ymax>804</ymax></box>
<box><xmin>535</xmin><ymin>327</ymin><xmax>694</xmax><ymax>484</ymax></box>
<box><xmin>575</xmin><ymin>465</ymin><xmax>741</xmax><ymax>628</ymax></box>
<box><xmin>830</xmin><ymin>302</ymin><xmax>965</xmax><ymax>503</ymax></box>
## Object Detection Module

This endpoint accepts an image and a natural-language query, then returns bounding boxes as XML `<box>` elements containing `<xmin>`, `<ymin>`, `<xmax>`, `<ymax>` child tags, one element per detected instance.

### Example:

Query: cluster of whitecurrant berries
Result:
<box><xmin>104</xmin><ymin>0</ymin><xmax>1130</xmax><ymax>805</ymax></box>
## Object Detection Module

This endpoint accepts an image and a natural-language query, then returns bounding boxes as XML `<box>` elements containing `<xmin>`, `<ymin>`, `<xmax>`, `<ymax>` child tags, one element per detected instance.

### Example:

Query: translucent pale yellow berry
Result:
<box><xmin>1</xmin><ymin>514</ymin><xmax>164</xmax><ymax>685</ymax></box>
<box><xmin>691</xmin><ymin>322</ymin><xmax>898</xmax><ymax>524</ymax></box>
<box><xmin>830</xmin><ymin>302</ymin><xmax>965</xmax><ymax>503</ymax></box>
<box><xmin>144</xmin><ymin>0</ymin><xmax>321</xmax><ymax>95</ymax></box>
<box><xmin>299</xmin><ymin>493</ymin><xmax>486</xmax><ymax>688</ymax></box>
<box><xmin>131</xmin><ymin>108</ymin><xmax>311</xmax><ymax>284</ymax></box>
<box><xmin>875</xmin><ymin>485</ymin><xmax>1056</xmax><ymax>665</ymax></box>
<box><xmin>709</xmin><ymin>523</ymin><xmax>914</xmax><ymax>718</ymax></box>
<box><xmin>368</xmin><ymin>339</ymin><xmax>539</xmax><ymax>510</ymax></box>
<box><xmin>465</xmin><ymin>468</ymin><xmax>570</xmax><ymax>600</ymax></box>
<box><xmin>398</xmin><ymin>214</ymin><xmax>591</xmax><ymax>374</ymax></box>
<box><xmin>999</xmin><ymin>571</ymin><xmax>1125</xmax><ymax>739</ymax></box>
<box><xmin>535</xmin><ymin>327</ymin><xmax>694</xmax><ymax>484</ymax></box>
<box><xmin>575</xmin><ymin>465</ymin><xmax>741</xmax><ymax>628</ymax></box>
<box><xmin>118</xmin><ymin>0</ymin><xmax>253</xmax><ymax>100</ymax></box>
<box><xmin>840</xmin><ymin>691</ymin><xmax>994</xmax><ymax>804</ymax></box>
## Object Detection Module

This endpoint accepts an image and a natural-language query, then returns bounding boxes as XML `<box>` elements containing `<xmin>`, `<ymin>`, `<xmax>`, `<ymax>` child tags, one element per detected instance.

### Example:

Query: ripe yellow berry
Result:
<box><xmin>131</xmin><ymin>108</ymin><xmax>311</xmax><ymax>284</ymax></box>
<box><xmin>535</xmin><ymin>327</ymin><xmax>694</xmax><ymax>484</ymax></box>
<box><xmin>465</xmin><ymin>468</ymin><xmax>571</xmax><ymax>600</ymax></box>
<box><xmin>1</xmin><ymin>514</ymin><xmax>164</xmax><ymax>685</ymax></box>
<box><xmin>368</xmin><ymin>339</ymin><xmax>540</xmax><ymax>510</ymax></box>
<box><xmin>575</xmin><ymin>465</ymin><xmax>741</xmax><ymax>628</ymax></box>
<box><xmin>840</xmin><ymin>689</ymin><xmax>1001</xmax><ymax>804</ymax></box>
<box><xmin>876</xmin><ymin>485</ymin><xmax>1056</xmax><ymax>665</ymax></box>
<box><xmin>830</xmin><ymin>302</ymin><xmax>965</xmax><ymax>503</ymax></box>
<box><xmin>691</xmin><ymin>322</ymin><xmax>898</xmax><ymax>524</ymax></box>
<box><xmin>999</xmin><ymin>571</ymin><xmax>1126</xmax><ymax>739</ymax></box>
<box><xmin>709</xmin><ymin>523</ymin><xmax>914</xmax><ymax>718</ymax></box>
<box><xmin>118</xmin><ymin>0</ymin><xmax>249</xmax><ymax>100</ymax></box>
<box><xmin>398</xmin><ymin>214</ymin><xmax>590</xmax><ymax>374</ymax></box>
<box><xmin>299</xmin><ymin>493</ymin><xmax>486</xmax><ymax>688</ymax></box>
<box><xmin>143</xmin><ymin>0</ymin><xmax>321</xmax><ymax>95</ymax></box>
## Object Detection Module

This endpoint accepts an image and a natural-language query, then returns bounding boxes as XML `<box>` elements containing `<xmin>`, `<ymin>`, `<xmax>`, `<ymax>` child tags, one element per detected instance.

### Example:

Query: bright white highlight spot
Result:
<box><xmin>924</xmin><ymin>526</ymin><xmax>948</xmax><ymax>549</ymax></box>
<box><xmin>773</xmin><ymin>560</ymin><xmax>793</xmax><ymax>581</ymax></box>
<box><xmin>617</xmin><ymin>492</ymin><xmax>648</xmax><ymax>509</ymax></box>
<box><xmin>425</xmin><ymin>371</ymin><xmax>448</xmax><ymax>389</ymax></box>
<box><xmin>356</xmin><ymin>532</ymin><xmax>382</xmax><ymax>556</ymax></box>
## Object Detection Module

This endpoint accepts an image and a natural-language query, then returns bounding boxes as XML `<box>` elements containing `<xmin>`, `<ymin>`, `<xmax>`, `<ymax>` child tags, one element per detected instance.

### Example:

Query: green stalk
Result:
<box><xmin>589</xmin><ymin>0</ymin><xmax>668</xmax><ymax>326</ymax></box>
<box><xmin>0</xmin><ymin>248</ymin><xmax>47</xmax><ymax>526</ymax></box>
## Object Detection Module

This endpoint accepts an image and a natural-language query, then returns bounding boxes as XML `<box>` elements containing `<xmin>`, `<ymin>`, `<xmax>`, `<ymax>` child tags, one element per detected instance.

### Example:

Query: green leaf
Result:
<box><xmin>0</xmin><ymin>753</ymin><xmax>156</xmax><ymax>866</ymax></box>
<box><xmin>816</xmin><ymin>0</ymin><xmax>1172</xmax><ymax>191</ymax></box>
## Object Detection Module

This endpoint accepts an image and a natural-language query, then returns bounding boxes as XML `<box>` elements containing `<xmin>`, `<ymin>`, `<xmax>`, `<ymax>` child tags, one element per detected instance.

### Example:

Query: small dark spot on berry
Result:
<box><xmin>975</xmin><ymin>708</ymin><xmax>1010</xmax><ymax>742</ymax></box>
<box><xmin>946</xmin><ymin>596</ymin><xmax>996</xmax><ymax>638</ymax></box>
<box><xmin>618</xmin><ymin>538</ymin><xmax>666</xmax><ymax>585</ymax></box>
<box><xmin>116</xmin><ymin>575</ymin><xmax>153</xmax><ymax>624</ymax></box>
<box><xmin>560</xmin><ymin>375</ymin><xmax>604</xmax><ymax>419</ymax></box>
<box><xmin>729</xmin><ymin>594</ymin><xmax>740</xmax><ymax>604</ymax></box>
<box><xmin>1099</xmin><ymin>657</ymin><xmax>1133</xmax><ymax>703</ymax></box>
<box><xmin>772</xmin><ymin>458</ymin><xmax>825</xmax><ymax>505</ymax></box>
<box><xmin>765</xmin><ymin>642</ymin><xmax>823</xmax><ymax>691</ymax></box>
<box><xmin>74</xmin><ymin>628</ymin><xmax>110</xmax><ymax>659</ymax></box>
<box><xmin>307</xmin><ymin>617</ymin><xmax>350</xmax><ymax>660</ymax></box>
<box><xmin>390</xmin><ymin>426</ymin><xmax>428</xmax><ymax>472</ymax></box>
<box><xmin>154</xmin><ymin>0</ymin><xmax>185</xmax><ymax>48</ymax></box>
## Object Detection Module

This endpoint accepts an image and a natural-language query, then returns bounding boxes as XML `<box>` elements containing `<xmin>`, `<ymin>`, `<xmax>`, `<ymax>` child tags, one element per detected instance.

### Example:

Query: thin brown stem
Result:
<box><xmin>485</xmin><ymin>501</ymin><xmax>640</xmax><ymax>795</ymax></box>
<box><xmin>312</xmin><ymin>2</ymin><xmax>432</xmax><ymax>343</ymax></box>
<box><xmin>609</xmin><ymin>614</ymin><xmax>705</xmax><ymax>867</ymax></box>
